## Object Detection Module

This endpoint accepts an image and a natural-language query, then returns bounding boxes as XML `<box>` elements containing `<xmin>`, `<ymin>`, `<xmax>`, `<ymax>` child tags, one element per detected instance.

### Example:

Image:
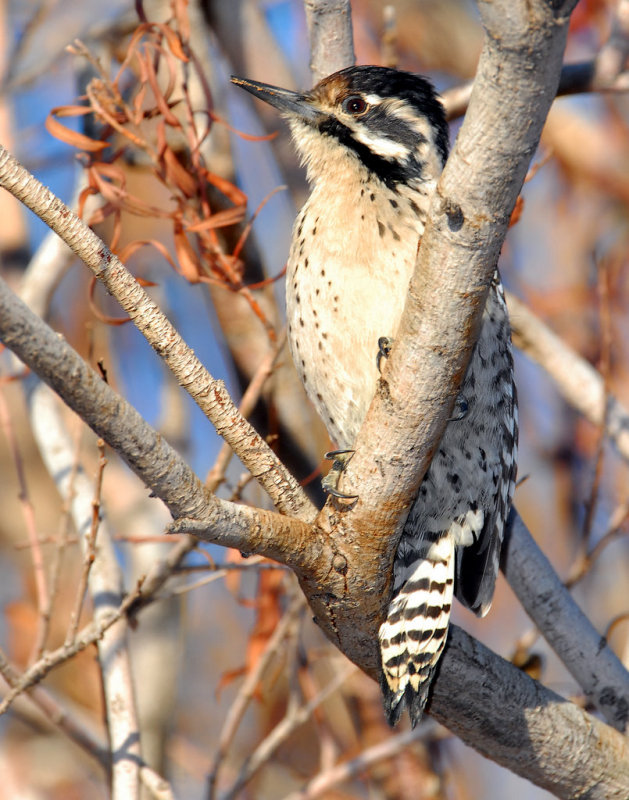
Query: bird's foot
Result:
<box><xmin>448</xmin><ymin>395</ymin><xmax>469</xmax><ymax>421</ymax></box>
<box><xmin>377</xmin><ymin>336</ymin><xmax>394</xmax><ymax>373</ymax></box>
<box><xmin>322</xmin><ymin>450</ymin><xmax>358</xmax><ymax>500</ymax></box>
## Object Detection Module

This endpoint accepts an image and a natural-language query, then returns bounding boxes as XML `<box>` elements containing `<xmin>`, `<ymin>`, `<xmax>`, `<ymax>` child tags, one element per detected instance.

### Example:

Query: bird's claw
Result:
<box><xmin>376</xmin><ymin>336</ymin><xmax>394</xmax><ymax>373</ymax></box>
<box><xmin>322</xmin><ymin>449</ymin><xmax>358</xmax><ymax>500</ymax></box>
<box><xmin>448</xmin><ymin>395</ymin><xmax>469</xmax><ymax>421</ymax></box>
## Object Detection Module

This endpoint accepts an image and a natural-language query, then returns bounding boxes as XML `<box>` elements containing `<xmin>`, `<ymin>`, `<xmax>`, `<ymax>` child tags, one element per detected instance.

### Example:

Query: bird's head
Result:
<box><xmin>231</xmin><ymin>66</ymin><xmax>449</xmax><ymax>192</ymax></box>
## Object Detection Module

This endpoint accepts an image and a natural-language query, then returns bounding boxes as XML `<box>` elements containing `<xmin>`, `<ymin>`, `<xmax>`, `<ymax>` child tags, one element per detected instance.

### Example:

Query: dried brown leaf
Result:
<box><xmin>46</xmin><ymin>108</ymin><xmax>110</xmax><ymax>153</ymax></box>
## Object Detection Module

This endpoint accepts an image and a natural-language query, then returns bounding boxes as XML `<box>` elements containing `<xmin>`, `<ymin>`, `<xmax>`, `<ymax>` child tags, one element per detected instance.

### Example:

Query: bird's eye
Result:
<box><xmin>343</xmin><ymin>95</ymin><xmax>368</xmax><ymax>115</ymax></box>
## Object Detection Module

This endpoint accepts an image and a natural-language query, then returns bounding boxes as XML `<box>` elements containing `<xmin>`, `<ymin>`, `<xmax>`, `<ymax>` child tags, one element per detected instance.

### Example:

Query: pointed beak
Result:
<box><xmin>230</xmin><ymin>76</ymin><xmax>322</xmax><ymax>123</ymax></box>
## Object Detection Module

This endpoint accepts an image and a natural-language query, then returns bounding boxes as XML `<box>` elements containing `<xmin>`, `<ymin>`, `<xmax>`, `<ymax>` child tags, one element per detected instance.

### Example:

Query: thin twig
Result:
<box><xmin>206</xmin><ymin>330</ymin><xmax>287</xmax><ymax>492</ymax></box>
<box><xmin>65</xmin><ymin>438</ymin><xmax>107</xmax><ymax>645</ymax></box>
<box><xmin>140</xmin><ymin>765</ymin><xmax>179</xmax><ymax>800</ymax></box>
<box><xmin>281</xmin><ymin>720</ymin><xmax>441</xmax><ymax>800</ymax></box>
<box><xmin>566</xmin><ymin>498</ymin><xmax>629</xmax><ymax>588</ymax></box>
<box><xmin>222</xmin><ymin>662</ymin><xmax>357</xmax><ymax>800</ymax></box>
<box><xmin>606</xmin><ymin>611</ymin><xmax>629</xmax><ymax>641</ymax></box>
<box><xmin>0</xmin><ymin>385</ymin><xmax>49</xmax><ymax>662</ymax></box>
<box><xmin>166</xmin><ymin>557</ymin><xmax>287</xmax><ymax>599</ymax></box>
<box><xmin>207</xmin><ymin>595</ymin><xmax>305</xmax><ymax>800</ymax></box>
<box><xmin>581</xmin><ymin>257</ymin><xmax>613</xmax><ymax>547</ymax></box>
<box><xmin>0</xmin><ymin>580</ymin><xmax>143</xmax><ymax>716</ymax></box>
<box><xmin>0</xmin><ymin>664</ymin><xmax>110</xmax><ymax>767</ymax></box>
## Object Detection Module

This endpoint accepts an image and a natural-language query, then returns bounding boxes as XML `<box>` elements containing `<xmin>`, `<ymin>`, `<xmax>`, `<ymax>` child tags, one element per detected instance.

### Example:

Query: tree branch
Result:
<box><xmin>442</xmin><ymin>0</ymin><xmax>629</xmax><ymax>120</ymax></box>
<box><xmin>508</xmin><ymin>291</ymin><xmax>629</xmax><ymax>464</ymax></box>
<box><xmin>304</xmin><ymin>0</ymin><xmax>356</xmax><ymax>84</ymax></box>
<box><xmin>429</xmin><ymin>626</ymin><xmax>629</xmax><ymax>799</ymax></box>
<box><xmin>28</xmin><ymin>383</ymin><xmax>142</xmax><ymax>797</ymax></box>
<box><xmin>0</xmin><ymin>144</ymin><xmax>313</xmax><ymax>520</ymax></box>
<box><xmin>1</xmin><ymin>0</ymin><xmax>627</xmax><ymax>793</ymax></box>
<box><xmin>503</xmin><ymin>510</ymin><xmax>629</xmax><ymax>732</ymax></box>
<box><xmin>0</xmin><ymin>276</ymin><xmax>313</xmax><ymax>570</ymax></box>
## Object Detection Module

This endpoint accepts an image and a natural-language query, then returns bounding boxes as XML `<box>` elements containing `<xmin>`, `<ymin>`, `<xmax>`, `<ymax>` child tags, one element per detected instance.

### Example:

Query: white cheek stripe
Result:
<box><xmin>351</xmin><ymin>127</ymin><xmax>410</xmax><ymax>160</ymax></box>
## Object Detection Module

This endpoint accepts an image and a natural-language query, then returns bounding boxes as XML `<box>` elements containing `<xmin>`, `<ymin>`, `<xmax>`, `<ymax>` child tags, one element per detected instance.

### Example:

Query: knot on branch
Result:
<box><xmin>440</xmin><ymin>196</ymin><xmax>465</xmax><ymax>231</ymax></box>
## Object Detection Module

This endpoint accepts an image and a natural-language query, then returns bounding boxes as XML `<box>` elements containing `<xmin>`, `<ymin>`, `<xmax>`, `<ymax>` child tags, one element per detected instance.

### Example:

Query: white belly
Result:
<box><xmin>286</xmin><ymin>192</ymin><xmax>422</xmax><ymax>448</ymax></box>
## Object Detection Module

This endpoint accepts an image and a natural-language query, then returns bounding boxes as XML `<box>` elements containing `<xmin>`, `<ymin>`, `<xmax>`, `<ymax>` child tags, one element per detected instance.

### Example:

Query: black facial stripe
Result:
<box><xmin>318</xmin><ymin>117</ymin><xmax>424</xmax><ymax>190</ymax></box>
<box><xmin>330</xmin><ymin>66</ymin><xmax>449</xmax><ymax>165</ymax></box>
<box><xmin>363</xmin><ymin>105</ymin><xmax>427</xmax><ymax>153</ymax></box>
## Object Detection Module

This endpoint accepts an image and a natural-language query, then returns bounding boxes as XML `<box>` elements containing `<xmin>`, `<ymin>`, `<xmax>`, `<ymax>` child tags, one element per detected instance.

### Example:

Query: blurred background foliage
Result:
<box><xmin>0</xmin><ymin>0</ymin><xmax>627</xmax><ymax>798</ymax></box>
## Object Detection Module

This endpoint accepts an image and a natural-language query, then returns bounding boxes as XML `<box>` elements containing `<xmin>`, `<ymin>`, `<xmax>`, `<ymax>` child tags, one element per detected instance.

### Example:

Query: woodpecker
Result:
<box><xmin>232</xmin><ymin>66</ymin><xmax>518</xmax><ymax>726</ymax></box>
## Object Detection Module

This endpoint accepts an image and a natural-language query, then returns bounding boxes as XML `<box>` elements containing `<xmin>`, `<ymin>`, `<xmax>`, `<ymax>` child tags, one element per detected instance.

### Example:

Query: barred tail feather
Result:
<box><xmin>378</xmin><ymin>536</ymin><xmax>455</xmax><ymax>727</ymax></box>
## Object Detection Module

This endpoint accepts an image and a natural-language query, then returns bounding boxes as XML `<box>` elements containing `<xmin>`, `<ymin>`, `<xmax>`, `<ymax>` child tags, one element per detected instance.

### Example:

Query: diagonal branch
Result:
<box><xmin>0</xmin><ymin>276</ymin><xmax>313</xmax><ymax>571</ymax></box>
<box><xmin>508</xmin><ymin>291</ymin><xmax>629</xmax><ymax>463</ymax></box>
<box><xmin>1</xmin><ymin>1</ymin><xmax>627</xmax><ymax>794</ymax></box>
<box><xmin>503</xmin><ymin>510</ymin><xmax>629</xmax><ymax>732</ymax></box>
<box><xmin>0</xmin><ymin>144</ymin><xmax>313</xmax><ymax>520</ymax></box>
<box><xmin>299</xmin><ymin>0</ymin><xmax>582</xmax><ymax>674</ymax></box>
<box><xmin>429</xmin><ymin>626</ymin><xmax>629</xmax><ymax>799</ymax></box>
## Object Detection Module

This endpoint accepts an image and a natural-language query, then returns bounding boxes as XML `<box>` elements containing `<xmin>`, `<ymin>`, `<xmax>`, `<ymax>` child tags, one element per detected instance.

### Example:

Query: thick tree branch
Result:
<box><xmin>430</xmin><ymin>627</ymin><xmax>629</xmax><ymax>799</ymax></box>
<box><xmin>300</xmin><ymin>0</ymin><xmax>581</xmax><ymax>673</ymax></box>
<box><xmin>304</xmin><ymin>0</ymin><xmax>356</xmax><ymax>84</ymax></box>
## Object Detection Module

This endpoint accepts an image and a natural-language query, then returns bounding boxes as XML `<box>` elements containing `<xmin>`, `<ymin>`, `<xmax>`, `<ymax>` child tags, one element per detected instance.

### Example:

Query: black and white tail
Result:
<box><xmin>379</xmin><ymin>536</ymin><xmax>455</xmax><ymax>727</ymax></box>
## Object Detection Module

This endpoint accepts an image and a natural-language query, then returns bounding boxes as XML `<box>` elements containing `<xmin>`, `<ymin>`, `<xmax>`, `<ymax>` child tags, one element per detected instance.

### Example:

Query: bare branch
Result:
<box><xmin>0</xmin><ymin>672</ymin><xmax>109</xmax><ymax>767</ymax></box>
<box><xmin>0</xmin><ymin>581</ymin><xmax>143</xmax><ymax>715</ymax></box>
<box><xmin>443</xmin><ymin>59</ymin><xmax>629</xmax><ymax>120</ymax></box>
<box><xmin>206</xmin><ymin>329</ymin><xmax>287</xmax><ymax>491</ymax></box>
<box><xmin>222</xmin><ymin>663</ymin><xmax>356</xmax><ymax>800</ymax></box>
<box><xmin>140</xmin><ymin>766</ymin><xmax>178</xmax><ymax>800</ymax></box>
<box><xmin>208</xmin><ymin>595</ymin><xmax>306</xmax><ymax>800</ymax></box>
<box><xmin>503</xmin><ymin>510</ymin><xmax>629</xmax><ymax>732</ymax></box>
<box><xmin>566</xmin><ymin>499</ymin><xmax>629</xmax><ymax>587</ymax></box>
<box><xmin>429</xmin><ymin>626</ymin><xmax>629</xmax><ymax>800</ymax></box>
<box><xmin>0</xmin><ymin>276</ymin><xmax>313</xmax><ymax>567</ymax></box>
<box><xmin>304</xmin><ymin>0</ymin><xmax>355</xmax><ymax>83</ymax></box>
<box><xmin>282</xmin><ymin>720</ymin><xmax>440</xmax><ymax>800</ymax></box>
<box><xmin>64</xmin><ymin>438</ymin><xmax>107</xmax><ymax>645</ymax></box>
<box><xmin>443</xmin><ymin>0</ymin><xmax>629</xmax><ymax>122</ymax></box>
<box><xmin>0</xmin><ymin>144</ymin><xmax>313</xmax><ymax>520</ymax></box>
<box><xmin>26</xmin><ymin>386</ymin><xmax>142</xmax><ymax>797</ymax></box>
<box><xmin>507</xmin><ymin>291</ymin><xmax>629</xmax><ymax>464</ymax></box>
